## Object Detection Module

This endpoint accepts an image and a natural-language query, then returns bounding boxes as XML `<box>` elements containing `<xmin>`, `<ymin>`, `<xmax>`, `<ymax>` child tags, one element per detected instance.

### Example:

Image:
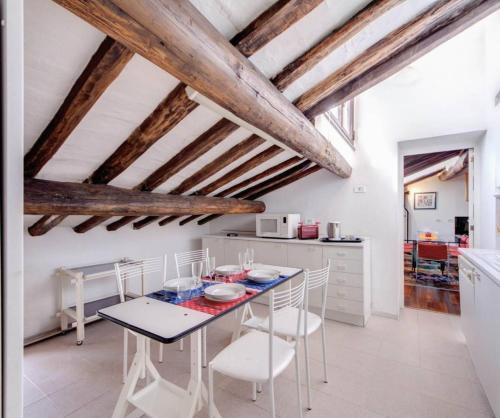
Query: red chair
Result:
<box><xmin>417</xmin><ymin>241</ymin><xmax>449</xmax><ymax>275</ymax></box>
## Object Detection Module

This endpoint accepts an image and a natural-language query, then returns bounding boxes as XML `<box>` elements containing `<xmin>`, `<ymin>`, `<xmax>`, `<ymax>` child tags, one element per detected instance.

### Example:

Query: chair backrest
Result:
<box><xmin>417</xmin><ymin>242</ymin><xmax>448</xmax><ymax>261</ymax></box>
<box><xmin>305</xmin><ymin>260</ymin><xmax>331</xmax><ymax>320</ymax></box>
<box><xmin>267</xmin><ymin>276</ymin><xmax>307</xmax><ymax>380</ymax></box>
<box><xmin>174</xmin><ymin>248</ymin><xmax>209</xmax><ymax>278</ymax></box>
<box><xmin>114</xmin><ymin>256</ymin><xmax>166</xmax><ymax>302</ymax></box>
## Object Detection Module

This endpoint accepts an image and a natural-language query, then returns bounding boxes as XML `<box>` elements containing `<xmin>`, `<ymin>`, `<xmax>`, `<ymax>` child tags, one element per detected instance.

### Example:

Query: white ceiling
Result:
<box><xmin>24</xmin><ymin>0</ymin><xmax>478</xmax><ymax>229</ymax></box>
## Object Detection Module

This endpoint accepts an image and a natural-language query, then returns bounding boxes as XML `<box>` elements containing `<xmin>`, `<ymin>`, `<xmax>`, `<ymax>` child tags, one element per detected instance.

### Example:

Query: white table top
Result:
<box><xmin>98</xmin><ymin>264</ymin><xmax>302</xmax><ymax>343</ymax></box>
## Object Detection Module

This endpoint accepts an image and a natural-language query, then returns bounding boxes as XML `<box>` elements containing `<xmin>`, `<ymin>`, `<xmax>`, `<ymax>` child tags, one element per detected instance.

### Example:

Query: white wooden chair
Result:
<box><xmin>172</xmin><ymin>248</ymin><xmax>209</xmax><ymax>364</ymax></box>
<box><xmin>243</xmin><ymin>261</ymin><xmax>331</xmax><ymax>410</ymax></box>
<box><xmin>114</xmin><ymin>256</ymin><xmax>166</xmax><ymax>383</ymax></box>
<box><xmin>208</xmin><ymin>277</ymin><xmax>307</xmax><ymax>418</ymax></box>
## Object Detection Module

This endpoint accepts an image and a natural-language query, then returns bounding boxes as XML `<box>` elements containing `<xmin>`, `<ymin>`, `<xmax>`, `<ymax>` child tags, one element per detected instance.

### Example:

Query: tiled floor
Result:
<box><xmin>24</xmin><ymin>307</ymin><xmax>494</xmax><ymax>418</ymax></box>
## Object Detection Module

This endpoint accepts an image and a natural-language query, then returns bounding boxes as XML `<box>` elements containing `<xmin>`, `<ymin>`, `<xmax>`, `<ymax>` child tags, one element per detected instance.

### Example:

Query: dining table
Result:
<box><xmin>98</xmin><ymin>263</ymin><xmax>302</xmax><ymax>418</ymax></box>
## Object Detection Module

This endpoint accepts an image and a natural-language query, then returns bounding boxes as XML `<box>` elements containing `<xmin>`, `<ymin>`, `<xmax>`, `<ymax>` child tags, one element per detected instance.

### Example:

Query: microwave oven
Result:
<box><xmin>256</xmin><ymin>213</ymin><xmax>300</xmax><ymax>239</ymax></box>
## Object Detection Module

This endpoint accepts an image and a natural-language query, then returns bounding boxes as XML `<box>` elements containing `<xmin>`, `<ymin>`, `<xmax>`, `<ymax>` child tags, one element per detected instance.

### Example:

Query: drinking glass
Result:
<box><xmin>177</xmin><ymin>279</ymin><xmax>192</xmax><ymax>301</ymax></box>
<box><xmin>246</xmin><ymin>248</ymin><xmax>254</xmax><ymax>269</ymax></box>
<box><xmin>238</xmin><ymin>251</ymin><xmax>246</xmax><ymax>272</ymax></box>
<box><xmin>192</xmin><ymin>261</ymin><xmax>203</xmax><ymax>288</ymax></box>
<box><xmin>206</xmin><ymin>256</ymin><xmax>216</xmax><ymax>281</ymax></box>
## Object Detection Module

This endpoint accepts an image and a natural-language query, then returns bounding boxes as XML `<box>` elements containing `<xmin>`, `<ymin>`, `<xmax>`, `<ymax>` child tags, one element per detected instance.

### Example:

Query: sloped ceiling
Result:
<box><xmin>24</xmin><ymin>0</ymin><xmax>482</xmax><ymax>230</ymax></box>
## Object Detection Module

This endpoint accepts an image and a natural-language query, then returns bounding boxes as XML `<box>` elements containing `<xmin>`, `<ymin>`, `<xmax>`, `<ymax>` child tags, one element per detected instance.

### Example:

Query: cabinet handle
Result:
<box><xmin>336</xmin><ymin>252</ymin><xmax>347</xmax><ymax>257</ymax></box>
<box><xmin>336</xmin><ymin>265</ymin><xmax>346</xmax><ymax>271</ymax></box>
<box><xmin>336</xmin><ymin>305</ymin><xmax>346</xmax><ymax>312</ymax></box>
<box><xmin>473</xmin><ymin>271</ymin><xmax>480</xmax><ymax>281</ymax></box>
<box><xmin>336</xmin><ymin>278</ymin><xmax>346</xmax><ymax>284</ymax></box>
<box><xmin>336</xmin><ymin>290</ymin><xmax>347</xmax><ymax>298</ymax></box>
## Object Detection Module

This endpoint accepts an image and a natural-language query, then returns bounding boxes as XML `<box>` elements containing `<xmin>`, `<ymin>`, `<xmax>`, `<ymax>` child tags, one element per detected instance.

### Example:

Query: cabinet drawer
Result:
<box><xmin>287</xmin><ymin>244</ymin><xmax>323</xmax><ymax>270</ymax></box>
<box><xmin>328</xmin><ymin>285</ymin><xmax>363</xmax><ymax>302</ymax></box>
<box><xmin>331</xmin><ymin>259</ymin><xmax>362</xmax><ymax>274</ymax></box>
<box><xmin>323</xmin><ymin>246</ymin><xmax>362</xmax><ymax>261</ymax></box>
<box><xmin>330</xmin><ymin>272</ymin><xmax>363</xmax><ymax>287</ymax></box>
<box><xmin>326</xmin><ymin>297</ymin><xmax>364</xmax><ymax>315</ymax></box>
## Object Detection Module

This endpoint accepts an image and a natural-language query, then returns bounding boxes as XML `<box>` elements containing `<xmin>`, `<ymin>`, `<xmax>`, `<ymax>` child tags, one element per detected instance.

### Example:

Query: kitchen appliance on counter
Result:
<box><xmin>298</xmin><ymin>220</ymin><xmax>320</xmax><ymax>240</ymax></box>
<box><xmin>256</xmin><ymin>213</ymin><xmax>300</xmax><ymax>239</ymax></box>
<box><xmin>327</xmin><ymin>221</ymin><xmax>342</xmax><ymax>240</ymax></box>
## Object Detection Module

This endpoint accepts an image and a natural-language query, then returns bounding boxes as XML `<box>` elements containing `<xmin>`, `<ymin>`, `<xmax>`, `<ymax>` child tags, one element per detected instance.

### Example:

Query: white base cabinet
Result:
<box><xmin>459</xmin><ymin>253</ymin><xmax>500</xmax><ymax>417</ymax></box>
<box><xmin>202</xmin><ymin>235</ymin><xmax>371</xmax><ymax>326</ymax></box>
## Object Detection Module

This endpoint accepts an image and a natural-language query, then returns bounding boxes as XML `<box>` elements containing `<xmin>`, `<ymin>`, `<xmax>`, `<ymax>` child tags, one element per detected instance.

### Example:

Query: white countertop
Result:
<box><xmin>204</xmin><ymin>233</ymin><xmax>368</xmax><ymax>247</ymax></box>
<box><xmin>459</xmin><ymin>248</ymin><xmax>500</xmax><ymax>286</ymax></box>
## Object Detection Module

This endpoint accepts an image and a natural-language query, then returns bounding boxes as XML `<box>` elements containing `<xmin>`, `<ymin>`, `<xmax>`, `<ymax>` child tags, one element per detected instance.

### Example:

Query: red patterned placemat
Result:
<box><xmin>204</xmin><ymin>270</ymin><xmax>249</xmax><ymax>283</ymax></box>
<box><xmin>178</xmin><ymin>291</ymin><xmax>256</xmax><ymax>316</ymax></box>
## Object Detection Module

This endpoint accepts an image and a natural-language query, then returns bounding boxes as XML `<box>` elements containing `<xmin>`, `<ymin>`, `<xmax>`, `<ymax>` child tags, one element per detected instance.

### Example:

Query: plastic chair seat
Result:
<box><xmin>211</xmin><ymin>330</ymin><xmax>295</xmax><ymax>383</ymax></box>
<box><xmin>247</xmin><ymin>306</ymin><xmax>322</xmax><ymax>337</ymax></box>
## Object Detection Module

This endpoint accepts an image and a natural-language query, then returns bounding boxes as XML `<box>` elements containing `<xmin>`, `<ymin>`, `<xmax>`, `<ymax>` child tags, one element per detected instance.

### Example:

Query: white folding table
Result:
<box><xmin>98</xmin><ymin>264</ymin><xmax>302</xmax><ymax>418</ymax></box>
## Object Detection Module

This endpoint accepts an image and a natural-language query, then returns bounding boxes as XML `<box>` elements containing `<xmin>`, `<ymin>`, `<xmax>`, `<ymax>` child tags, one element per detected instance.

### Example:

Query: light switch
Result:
<box><xmin>354</xmin><ymin>185</ymin><xmax>367</xmax><ymax>193</ymax></box>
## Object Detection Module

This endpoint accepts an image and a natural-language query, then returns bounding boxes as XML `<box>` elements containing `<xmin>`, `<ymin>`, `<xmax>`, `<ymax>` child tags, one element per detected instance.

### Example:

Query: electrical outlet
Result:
<box><xmin>354</xmin><ymin>185</ymin><xmax>366</xmax><ymax>193</ymax></box>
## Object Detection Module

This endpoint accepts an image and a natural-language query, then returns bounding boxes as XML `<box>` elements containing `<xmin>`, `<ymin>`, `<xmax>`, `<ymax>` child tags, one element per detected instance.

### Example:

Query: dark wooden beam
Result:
<box><xmin>294</xmin><ymin>0</ymin><xmax>465</xmax><ymax>113</ymax></box>
<box><xmin>54</xmin><ymin>0</ymin><xmax>351</xmax><ymax>177</ymax></box>
<box><xmin>158</xmin><ymin>145</ymin><xmax>284</xmax><ymax>226</ymax></box>
<box><xmin>28</xmin><ymin>215</ymin><xmax>67</xmax><ymax>237</ymax></box>
<box><xmin>47</xmin><ymin>0</ymin><xmax>311</xmax><ymax>236</ymax></box>
<box><xmin>404</xmin><ymin>150</ymin><xmax>461</xmax><ymax>176</ymax></box>
<box><xmin>271</xmin><ymin>0</ymin><xmax>401</xmax><ymax>91</ymax></box>
<box><xmin>304</xmin><ymin>0</ymin><xmax>500</xmax><ymax>117</ymax></box>
<box><xmin>404</xmin><ymin>169</ymin><xmax>443</xmax><ymax>187</ymax></box>
<box><xmin>178</xmin><ymin>156</ymin><xmax>303</xmax><ymax>226</ymax></box>
<box><xmin>25</xmin><ymin>178</ymin><xmax>265</xmax><ymax>217</ymax></box>
<box><xmin>230</xmin><ymin>0</ymin><xmax>322</xmax><ymax>57</ymax></box>
<box><xmin>438</xmin><ymin>150</ymin><xmax>468</xmax><ymax>181</ymax></box>
<box><xmin>88</xmin><ymin>83</ymin><xmax>197</xmax><ymax>185</ymax></box>
<box><xmin>197</xmin><ymin>164</ymin><xmax>321</xmax><ymax>225</ymax></box>
<box><xmin>130</xmin><ymin>134</ymin><xmax>266</xmax><ymax>230</ymax></box>
<box><xmin>24</xmin><ymin>36</ymin><xmax>133</xmax><ymax>178</ymax></box>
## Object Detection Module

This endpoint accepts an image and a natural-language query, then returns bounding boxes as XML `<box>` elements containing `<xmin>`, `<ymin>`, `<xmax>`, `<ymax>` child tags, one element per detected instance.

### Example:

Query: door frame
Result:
<box><xmin>396</xmin><ymin>130</ymin><xmax>485</xmax><ymax>310</ymax></box>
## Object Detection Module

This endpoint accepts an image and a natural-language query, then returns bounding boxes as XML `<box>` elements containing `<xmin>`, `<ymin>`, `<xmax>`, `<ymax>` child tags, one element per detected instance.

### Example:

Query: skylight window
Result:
<box><xmin>324</xmin><ymin>99</ymin><xmax>355</xmax><ymax>148</ymax></box>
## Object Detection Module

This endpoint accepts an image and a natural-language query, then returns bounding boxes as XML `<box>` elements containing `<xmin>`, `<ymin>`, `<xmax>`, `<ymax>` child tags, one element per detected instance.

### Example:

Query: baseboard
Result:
<box><xmin>372</xmin><ymin>310</ymin><xmax>400</xmax><ymax>320</ymax></box>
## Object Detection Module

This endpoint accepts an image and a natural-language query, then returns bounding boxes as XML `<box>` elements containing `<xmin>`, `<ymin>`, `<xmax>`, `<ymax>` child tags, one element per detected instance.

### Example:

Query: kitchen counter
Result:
<box><xmin>204</xmin><ymin>233</ymin><xmax>367</xmax><ymax>248</ymax></box>
<box><xmin>459</xmin><ymin>248</ymin><xmax>500</xmax><ymax>286</ymax></box>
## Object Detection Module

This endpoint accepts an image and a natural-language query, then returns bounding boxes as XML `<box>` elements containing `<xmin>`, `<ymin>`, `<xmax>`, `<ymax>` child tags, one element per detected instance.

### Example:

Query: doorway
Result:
<box><xmin>402</xmin><ymin>148</ymin><xmax>473</xmax><ymax>314</ymax></box>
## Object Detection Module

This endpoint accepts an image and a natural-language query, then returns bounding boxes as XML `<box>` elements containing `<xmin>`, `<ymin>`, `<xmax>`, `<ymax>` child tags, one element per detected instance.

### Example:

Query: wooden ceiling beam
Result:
<box><xmin>294</xmin><ymin>0</ymin><xmax>465</xmax><ymax>114</ymax></box>
<box><xmin>404</xmin><ymin>150</ymin><xmax>462</xmax><ymax>176</ymax></box>
<box><xmin>178</xmin><ymin>156</ymin><xmax>303</xmax><ymax>226</ymax></box>
<box><xmin>271</xmin><ymin>0</ymin><xmax>401</xmax><ymax>91</ymax></box>
<box><xmin>231</xmin><ymin>0</ymin><xmax>323</xmax><ymax>57</ymax></box>
<box><xmin>158</xmin><ymin>145</ymin><xmax>284</xmax><ymax>226</ymax></box>
<box><xmin>304</xmin><ymin>0</ymin><xmax>500</xmax><ymax>116</ymax></box>
<box><xmin>25</xmin><ymin>178</ymin><xmax>265</xmax><ymax>217</ymax></box>
<box><xmin>24</xmin><ymin>36</ymin><xmax>133</xmax><ymax>178</ymax></box>
<box><xmin>55</xmin><ymin>0</ymin><xmax>351</xmax><ymax>177</ymax></box>
<box><xmin>197</xmin><ymin>164</ymin><xmax>321</xmax><ymax>226</ymax></box>
<box><xmin>129</xmin><ymin>135</ymin><xmax>266</xmax><ymax>230</ymax></box>
<box><xmin>43</xmin><ymin>0</ymin><xmax>315</xmax><ymax>236</ymax></box>
<box><xmin>438</xmin><ymin>150</ymin><xmax>468</xmax><ymax>181</ymax></box>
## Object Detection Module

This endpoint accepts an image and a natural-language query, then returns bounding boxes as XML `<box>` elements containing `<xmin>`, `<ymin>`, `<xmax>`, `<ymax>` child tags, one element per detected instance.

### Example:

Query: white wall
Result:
<box><xmin>3</xmin><ymin>0</ymin><xmax>24</xmax><ymax>414</ymax></box>
<box><xmin>210</xmin><ymin>18</ymin><xmax>496</xmax><ymax>318</ymax></box>
<box><xmin>405</xmin><ymin>174</ymin><xmax>468</xmax><ymax>242</ymax></box>
<box><xmin>23</xmin><ymin>219</ymin><xmax>209</xmax><ymax>339</ymax></box>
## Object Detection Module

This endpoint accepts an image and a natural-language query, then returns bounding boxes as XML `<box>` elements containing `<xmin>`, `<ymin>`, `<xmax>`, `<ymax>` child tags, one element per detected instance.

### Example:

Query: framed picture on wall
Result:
<box><xmin>414</xmin><ymin>192</ymin><xmax>437</xmax><ymax>210</ymax></box>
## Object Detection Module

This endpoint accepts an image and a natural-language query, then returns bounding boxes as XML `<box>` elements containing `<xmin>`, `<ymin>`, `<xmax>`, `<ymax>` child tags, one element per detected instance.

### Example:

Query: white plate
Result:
<box><xmin>204</xmin><ymin>283</ymin><xmax>245</xmax><ymax>302</ymax></box>
<box><xmin>214</xmin><ymin>265</ymin><xmax>242</xmax><ymax>276</ymax></box>
<box><xmin>163</xmin><ymin>277</ymin><xmax>200</xmax><ymax>292</ymax></box>
<box><xmin>247</xmin><ymin>269</ymin><xmax>280</xmax><ymax>283</ymax></box>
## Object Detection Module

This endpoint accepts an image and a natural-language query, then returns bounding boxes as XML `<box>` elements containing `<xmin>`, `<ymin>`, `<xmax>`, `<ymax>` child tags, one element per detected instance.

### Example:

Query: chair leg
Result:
<box><xmin>252</xmin><ymin>382</ymin><xmax>257</xmax><ymax>401</ymax></box>
<box><xmin>122</xmin><ymin>329</ymin><xmax>128</xmax><ymax>384</ymax></box>
<box><xmin>159</xmin><ymin>342</ymin><xmax>163</xmax><ymax>363</ymax></box>
<box><xmin>269</xmin><ymin>376</ymin><xmax>276</xmax><ymax>418</ymax></box>
<box><xmin>208</xmin><ymin>364</ymin><xmax>215</xmax><ymax>418</ymax></box>
<box><xmin>303</xmin><ymin>333</ymin><xmax>312</xmax><ymax>410</ymax></box>
<box><xmin>294</xmin><ymin>341</ymin><xmax>303</xmax><ymax>418</ymax></box>
<box><xmin>202</xmin><ymin>327</ymin><xmax>207</xmax><ymax>368</ymax></box>
<box><xmin>320</xmin><ymin>323</ymin><xmax>328</xmax><ymax>383</ymax></box>
<box><xmin>179</xmin><ymin>338</ymin><xmax>184</xmax><ymax>351</ymax></box>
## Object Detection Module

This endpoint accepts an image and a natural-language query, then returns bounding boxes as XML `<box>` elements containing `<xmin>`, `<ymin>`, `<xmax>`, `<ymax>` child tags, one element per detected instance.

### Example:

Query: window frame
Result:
<box><xmin>324</xmin><ymin>99</ymin><xmax>355</xmax><ymax>149</ymax></box>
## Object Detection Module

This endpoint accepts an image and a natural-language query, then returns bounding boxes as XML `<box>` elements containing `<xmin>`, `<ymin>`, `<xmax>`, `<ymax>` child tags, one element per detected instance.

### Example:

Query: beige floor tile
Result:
<box><xmin>23</xmin><ymin>308</ymin><xmax>495</xmax><ymax>418</ymax></box>
<box><xmin>23</xmin><ymin>376</ymin><xmax>46</xmax><ymax>407</ymax></box>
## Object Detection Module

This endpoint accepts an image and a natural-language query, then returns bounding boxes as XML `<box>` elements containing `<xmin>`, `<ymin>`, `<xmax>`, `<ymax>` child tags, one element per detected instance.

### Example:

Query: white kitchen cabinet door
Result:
<box><xmin>202</xmin><ymin>237</ymin><xmax>226</xmax><ymax>265</ymax></box>
<box><xmin>287</xmin><ymin>244</ymin><xmax>323</xmax><ymax>270</ymax></box>
<box><xmin>248</xmin><ymin>241</ymin><xmax>287</xmax><ymax>266</ymax></box>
